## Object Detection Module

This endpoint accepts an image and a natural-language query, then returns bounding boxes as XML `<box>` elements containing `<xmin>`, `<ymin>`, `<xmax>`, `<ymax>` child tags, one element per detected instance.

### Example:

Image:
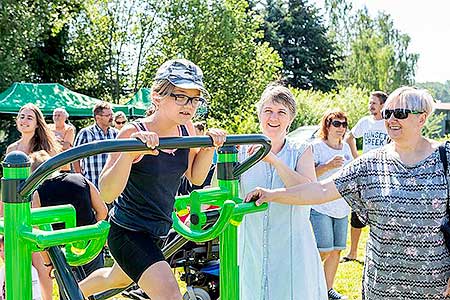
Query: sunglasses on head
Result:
<box><xmin>115</xmin><ymin>121</ymin><xmax>126</xmax><ymax>125</ymax></box>
<box><xmin>329</xmin><ymin>120</ymin><xmax>348</xmax><ymax>128</ymax></box>
<box><xmin>382</xmin><ymin>109</ymin><xmax>424</xmax><ymax>120</ymax></box>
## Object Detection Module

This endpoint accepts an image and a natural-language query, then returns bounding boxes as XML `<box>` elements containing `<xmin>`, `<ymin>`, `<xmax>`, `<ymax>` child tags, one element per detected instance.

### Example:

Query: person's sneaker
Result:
<box><xmin>328</xmin><ymin>288</ymin><xmax>348</xmax><ymax>300</ymax></box>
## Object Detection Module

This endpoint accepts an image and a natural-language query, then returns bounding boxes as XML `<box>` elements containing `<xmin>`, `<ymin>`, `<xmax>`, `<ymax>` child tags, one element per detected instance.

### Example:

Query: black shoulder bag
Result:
<box><xmin>438</xmin><ymin>145</ymin><xmax>450</xmax><ymax>252</ymax></box>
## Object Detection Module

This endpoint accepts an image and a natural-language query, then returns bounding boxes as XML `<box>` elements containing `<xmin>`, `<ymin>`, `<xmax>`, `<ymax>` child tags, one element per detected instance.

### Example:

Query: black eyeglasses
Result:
<box><xmin>115</xmin><ymin>121</ymin><xmax>126</xmax><ymax>125</ymax></box>
<box><xmin>330</xmin><ymin>120</ymin><xmax>348</xmax><ymax>128</ymax></box>
<box><xmin>382</xmin><ymin>109</ymin><xmax>424</xmax><ymax>120</ymax></box>
<box><xmin>170</xmin><ymin>93</ymin><xmax>206</xmax><ymax>107</ymax></box>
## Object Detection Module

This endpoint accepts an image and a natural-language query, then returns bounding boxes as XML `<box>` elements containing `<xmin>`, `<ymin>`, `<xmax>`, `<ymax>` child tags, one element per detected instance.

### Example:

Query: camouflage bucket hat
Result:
<box><xmin>154</xmin><ymin>59</ymin><xmax>209</xmax><ymax>97</ymax></box>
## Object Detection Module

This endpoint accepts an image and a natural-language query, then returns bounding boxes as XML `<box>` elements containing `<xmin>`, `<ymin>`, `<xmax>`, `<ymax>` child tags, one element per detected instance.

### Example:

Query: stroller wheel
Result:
<box><xmin>182</xmin><ymin>287</ymin><xmax>212</xmax><ymax>300</ymax></box>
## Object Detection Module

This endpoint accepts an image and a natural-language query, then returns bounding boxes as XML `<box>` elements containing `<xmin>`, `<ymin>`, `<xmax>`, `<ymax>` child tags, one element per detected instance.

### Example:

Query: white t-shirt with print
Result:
<box><xmin>351</xmin><ymin>116</ymin><xmax>388</xmax><ymax>153</ymax></box>
<box><xmin>0</xmin><ymin>265</ymin><xmax>42</xmax><ymax>300</ymax></box>
<box><xmin>311</xmin><ymin>139</ymin><xmax>353</xmax><ymax>218</ymax></box>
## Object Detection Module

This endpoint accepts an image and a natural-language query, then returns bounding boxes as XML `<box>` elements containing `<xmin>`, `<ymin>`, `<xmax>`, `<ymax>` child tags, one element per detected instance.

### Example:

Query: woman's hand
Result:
<box><xmin>130</xmin><ymin>131</ymin><xmax>159</xmax><ymax>156</ymax></box>
<box><xmin>247</xmin><ymin>145</ymin><xmax>276</xmax><ymax>164</ymax></box>
<box><xmin>326</xmin><ymin>155</ymin><xmax>344</xmax><ymax>169</ymax></box>
<box><xmin>245</xmin><ymin>187</ymin><xmax>285</xmax><ymax>206</ymax></box>
<box><xmin>205</xmin><ymin>128</ymin><xmax>227</xmax><ymax>148</ymax></box>
<box><xmin>443</xmin><ymin>277</ymin><xmax>450</xmax><ymax>297</ymax></box>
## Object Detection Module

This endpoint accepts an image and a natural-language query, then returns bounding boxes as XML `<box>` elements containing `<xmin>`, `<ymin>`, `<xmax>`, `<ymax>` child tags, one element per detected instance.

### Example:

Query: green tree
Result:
<box><xmin>64</xmin><ymin>0</ymin><xmax>133</xmax><ymax>102</ymax></box>
<box><xmin>416</xmin><ymin>81</ymin><xmax>450</xmax><ymax>103</ymax></box>
<box><xmin>291</xmin><ymin>85</ymin><xmax>368</xmax><ymax>130</ymax></box>
<box><xmin>27</xmin><ymin>26</ymin><xmax>76</xmax><ymax>83</ymax></box>
<box><xmin>324</xmin><ymin>1</ymin><xmax>418</xmax><ymax>92</ymax></box>
<box><xmin>140</xmin><ymin>0</ymin><xmax>282</xmax><ymax>133</ymax></box>
<box><xmin>62</xmin><ymin>0</ymin><xmax>162</xmax><ymax>102</ymax></box>
<box><xmin>0</xmin><ymin>1</ymin><xmax>82</xmax><ymax>89</ymax></box>
<box><xmin>260</xmin><ymin>0</ymin><xmax>341</xmax><ymax>91</ymax></box>
<box><xmin>422</xmin><ymin>113</ymin><xmax>446</xmax><ymax>138</ymax></box>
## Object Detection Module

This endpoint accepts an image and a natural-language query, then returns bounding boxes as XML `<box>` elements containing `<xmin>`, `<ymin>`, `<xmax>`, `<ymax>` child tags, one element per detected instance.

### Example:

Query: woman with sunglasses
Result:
<box><xmin>245</xmin><ymin>86</ymin><xmax>450</xmax><ymax>299</ymax></box>
<box><xmin>79</xmin><ymin>59</ymin><xmax>226</xmax><ymax>300</ymax></box>
<box><xmin>310</xmin><ymin>110</ymin><xmax>353</xmax><ymax>300</ymax></box>
<box><xmin>113</xmin><ymin>111</ymin><xmax>128</xmax><ymax>131</ymax></box>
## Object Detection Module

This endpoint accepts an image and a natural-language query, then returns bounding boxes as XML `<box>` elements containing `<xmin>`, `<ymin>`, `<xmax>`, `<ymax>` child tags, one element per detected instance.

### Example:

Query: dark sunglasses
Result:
<box><xmin>115</xmin><ymin>121</ymin><xmax>126</xmax><ymax>125</ymax></box>
<box><xmin>329</xmin><ymin>120</ymin><xmax>348</xmax><ymax>128</ymax></box>
<box><xmin>382</xmin><ymin>109</ymin><xmax>424</xmax><ymax>120</ymax></box>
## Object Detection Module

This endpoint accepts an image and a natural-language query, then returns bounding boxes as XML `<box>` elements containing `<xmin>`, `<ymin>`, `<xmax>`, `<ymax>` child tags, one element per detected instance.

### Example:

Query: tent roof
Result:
<box><xmin>0</xmin><ymin>82</ymin><xmax>143</xmax><ymax>117</ymax></box>
<box><xmin>124</xmin><ymin>88</ymin><xmax>151</xmax><ymax>116</ymax></box>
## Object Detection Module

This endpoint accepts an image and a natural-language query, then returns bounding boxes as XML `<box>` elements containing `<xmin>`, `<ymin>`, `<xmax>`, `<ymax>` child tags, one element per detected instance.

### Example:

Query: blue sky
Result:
<box><xmin>313</xmin><ymin>0</ymin><xmax>450</xmax><ymax>83</ymax></box>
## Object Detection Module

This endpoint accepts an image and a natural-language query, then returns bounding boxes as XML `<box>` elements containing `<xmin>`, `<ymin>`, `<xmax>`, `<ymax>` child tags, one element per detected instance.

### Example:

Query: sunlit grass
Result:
<box><xmin>334</xmin><ymin>225</ymin><xmax>369</xmax><ymax>300</ymax></box>
<box><xmin>48</xmin><ymin>223</ymin><xmax>368</xmax><ymax>299</ymax></box>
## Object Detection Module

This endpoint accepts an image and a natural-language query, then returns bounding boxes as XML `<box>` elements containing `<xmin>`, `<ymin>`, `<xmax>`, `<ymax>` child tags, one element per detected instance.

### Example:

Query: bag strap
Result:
<box><xmin>438</xmin><ymin>144</ymin><xmax>449</xmax><ymax>215</ymax></box>
<box><xmin>439</xmin><ymin>145</ymin><xmax>448</xmax><ymax>174</ymax></box>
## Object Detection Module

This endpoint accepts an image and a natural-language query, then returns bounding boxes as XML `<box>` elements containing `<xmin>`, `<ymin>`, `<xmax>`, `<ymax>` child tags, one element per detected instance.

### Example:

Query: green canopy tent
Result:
<box><xmin>0</xmin><ymin>82</ymin><xmax>143</xmax><ymax>117</ymax></box>
<box><xmin>124</xmin><ymin>88</ymin><xmax>151</xmax><ymax>116</ymax></box>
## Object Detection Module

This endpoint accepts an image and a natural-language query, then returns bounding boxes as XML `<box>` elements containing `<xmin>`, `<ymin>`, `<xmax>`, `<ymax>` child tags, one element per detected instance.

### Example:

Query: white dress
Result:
<box><xmin>238</xmin><ymin>140</ymin><xmax>327</xmax><ymax>300</ymax></box>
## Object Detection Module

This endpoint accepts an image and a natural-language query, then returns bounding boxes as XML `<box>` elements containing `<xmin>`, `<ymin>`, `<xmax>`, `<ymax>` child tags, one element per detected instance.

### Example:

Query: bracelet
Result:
<box><xmin>44</xmin><ymin>262</ymin><xmax>53</xmax><ymax>267</ymax></box>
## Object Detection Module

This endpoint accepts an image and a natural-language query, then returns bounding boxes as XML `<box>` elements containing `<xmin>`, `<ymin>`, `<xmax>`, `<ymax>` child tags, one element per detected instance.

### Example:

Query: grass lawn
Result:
<box><xmin>49</xmin><ymin>222</ymin><xmax>369</xmax><ymax>300</ymax></box>
<box><xmin>334</xmin><ymin>225</ymin><xmax>369</xmax><ymax>300</ymax></box>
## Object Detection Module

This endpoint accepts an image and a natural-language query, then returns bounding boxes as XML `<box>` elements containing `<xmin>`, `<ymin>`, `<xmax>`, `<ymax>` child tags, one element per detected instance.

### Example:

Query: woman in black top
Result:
<box><xmin>79</xmin><ymin>59</ymin><xmax>226</xmax><ymax>300</ymax></box>
<box><xmin>30</xmin><ymin>150</ymin><xmax>108</xmax><ymax>279</ymax></box>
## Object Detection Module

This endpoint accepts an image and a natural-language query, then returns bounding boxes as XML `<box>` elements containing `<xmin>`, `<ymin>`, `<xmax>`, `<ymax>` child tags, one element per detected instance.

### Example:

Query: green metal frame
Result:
<box><xmin>0</xmin><ymin>134</ymin><xmax>270</xmax><ymax>300</ymax></box>
<box><xmin>0</xmin><ymin>151</ymin><xmax>109</xmax><ymax>300</ymax></box>
<box><xmin>173</xmin><ymin>142</ymin><xmax>271</xmax><ymax>300</ymax></box>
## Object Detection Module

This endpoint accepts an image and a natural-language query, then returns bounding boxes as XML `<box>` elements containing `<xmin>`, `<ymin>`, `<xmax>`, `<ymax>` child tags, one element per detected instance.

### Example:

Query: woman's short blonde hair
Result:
<box><xmin>384</xmin><ymin>87</ymin><xmax>435</xmax><ymax>118</ymax></box>
<box><xmin>256</xmin><ymin>84</ymin><xmax>297</xmax><ymax>121</ymax></box>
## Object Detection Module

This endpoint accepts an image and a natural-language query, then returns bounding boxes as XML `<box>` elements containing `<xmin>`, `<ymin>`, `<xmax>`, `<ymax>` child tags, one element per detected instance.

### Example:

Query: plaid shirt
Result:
<box><xmin>74</xmin><ymin>124</ymin><xmax>118</xmax><ymax>188</ymax></box>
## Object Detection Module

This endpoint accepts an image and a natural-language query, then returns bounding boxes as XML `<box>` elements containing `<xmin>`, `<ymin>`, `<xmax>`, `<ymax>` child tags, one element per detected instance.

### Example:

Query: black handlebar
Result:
<box><xmin>20</xmin><ymin>134</ymin><xmax>271</xmax><ymax>197</ymax></box>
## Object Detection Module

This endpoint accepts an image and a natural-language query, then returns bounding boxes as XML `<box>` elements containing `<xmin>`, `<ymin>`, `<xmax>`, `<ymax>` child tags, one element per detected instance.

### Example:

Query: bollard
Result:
<box><xmin>1</xmin><ymin>151</ymin><xmax>33</xmax><ymax>300</ymax></box>
<box><xmin>0</xmin><ymin>150</ymin><xmax>109</xmax><ymax>300</ymax></box>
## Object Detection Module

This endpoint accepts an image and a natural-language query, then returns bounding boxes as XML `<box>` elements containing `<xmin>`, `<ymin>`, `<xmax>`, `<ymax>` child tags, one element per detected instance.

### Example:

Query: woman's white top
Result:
<box><xmin>311</xmin><ymin>139</ymin><xmax>353</xmax><ymax>218</ymax></box>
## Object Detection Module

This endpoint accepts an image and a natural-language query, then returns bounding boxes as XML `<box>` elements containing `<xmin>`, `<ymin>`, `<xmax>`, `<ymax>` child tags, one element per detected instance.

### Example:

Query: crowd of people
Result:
<box><xmin>0</xmin><ymin>58</ymin><xmax>449</xmax><ymax>300</ymax></box>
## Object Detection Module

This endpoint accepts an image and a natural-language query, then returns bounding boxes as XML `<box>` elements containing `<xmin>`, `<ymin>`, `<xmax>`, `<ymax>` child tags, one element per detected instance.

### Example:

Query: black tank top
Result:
<box><xmin>110</xmin><ymin>123</ymin><xmax>190</xmax><ymax>236</ymax></box>
<box><xmin>37</xmin><ymin>173</ymin><xmax>96</xmax><ymax>230</ymax></box>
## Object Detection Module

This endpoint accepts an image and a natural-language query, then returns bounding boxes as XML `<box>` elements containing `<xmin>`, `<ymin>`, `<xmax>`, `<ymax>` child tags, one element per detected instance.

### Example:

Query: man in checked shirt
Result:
<box><xmin>73</xmin><ymin>102</ymin><xmax>118</xmax><ymax>189</ymax></box>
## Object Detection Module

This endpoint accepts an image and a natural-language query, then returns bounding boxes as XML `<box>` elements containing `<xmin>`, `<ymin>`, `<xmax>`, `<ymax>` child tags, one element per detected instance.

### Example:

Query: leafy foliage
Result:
<box><xmin>422</xmin><ymin>113</ymin><xmax>446</xmax><ymax>138</ymax></box>
<box><xmin>324</xmin><ymin>0</ymin><xmax>418</xmax><ymax>92</ymax></box>
<box><xmin>259</xmin><ymin>0</ymin><xmax>341</xmax><ymax>91</ymax></box>
<box><xmin>140</xmin><ymin>0</ymin><xmax>282</xmax><ymax>133</ymax></box>
<box><xmin>65</xmin><ymin>0</ymin><xmax>141</xmax><ymax>102</ymax></box>
<box><xmin>291</xmin><ymin>86</ymin><xmax>368</xmax><ymax>131</ymax></box>
<box><xmin>0</xmin><ymin>1</ymin><xmax>82</xmax><ymax>89</ymax></box>
<box><xmin>416</xmin><ymin>81</ymin><xmax>450</xmax><ymax>103</ymax></box>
